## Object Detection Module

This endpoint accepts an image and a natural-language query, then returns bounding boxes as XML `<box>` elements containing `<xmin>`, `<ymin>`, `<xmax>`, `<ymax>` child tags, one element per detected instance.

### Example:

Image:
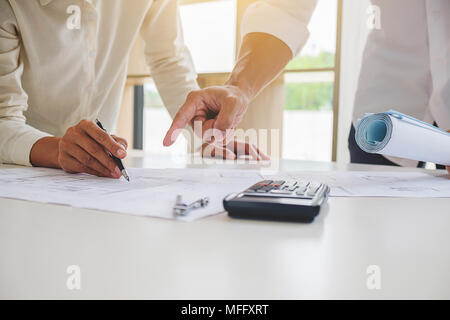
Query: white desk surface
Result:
<box><xmin>1</xmin><ymin>153</ymin><xmax>449</xmax><ymax>299</ymax></box>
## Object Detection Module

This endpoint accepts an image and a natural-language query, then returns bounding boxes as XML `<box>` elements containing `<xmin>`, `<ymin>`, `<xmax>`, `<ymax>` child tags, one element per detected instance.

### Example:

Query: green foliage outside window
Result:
<box><xmin>285</xmin><ymin>82</ymin><xmax>333</xmax><ymax>111</ymax></box>
<box><xmin>286</xmin><ymin>51</ymin><xmax>335</xmax><ymax>70</ymax></box>
<box><xmin>145</xmin><ymin>52</ymin><xmax>335</xmax><ymax>111</ymax></box>
<box><xmin>285</xmin><ymin>51</ymin><xmax>335</xmax><ymax>111</ymax></box>
<box><xmin>144</xmin><ymin>86</ymin><xmax>164</xmax><ymax>109</ymax></box>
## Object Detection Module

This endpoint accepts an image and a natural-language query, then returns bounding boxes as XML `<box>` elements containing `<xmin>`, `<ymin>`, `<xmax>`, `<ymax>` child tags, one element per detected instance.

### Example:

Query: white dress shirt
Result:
<box><xmin>353</xmin><ymin>0</ymin><xmax>450</xmax><ymax>166</ymax></box>
<box><xmin>0</xmin><ymin>0</ymin><xmax>198</xmax><ymax>166</ymax></box>
<box><xmin>243</xmin><ymin>0</ymin><xmax>449</xmax><ymax>167</ymax></box>
<box><xmin>241</xmin><ymin>0</ymin><xmax>317</xmax><ymax>57</ymax></box>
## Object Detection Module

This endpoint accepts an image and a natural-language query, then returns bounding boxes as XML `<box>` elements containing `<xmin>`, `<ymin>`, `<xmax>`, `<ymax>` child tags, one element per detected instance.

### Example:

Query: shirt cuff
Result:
<box><xmin>240</xmin><ymin>2</ymin><xmax>310</xmax><ymax>57</ymax></box>
<box><xmin>9</xmin><ymin>130</ymin><xmax>51</xmax><ymax>166</ymax></box>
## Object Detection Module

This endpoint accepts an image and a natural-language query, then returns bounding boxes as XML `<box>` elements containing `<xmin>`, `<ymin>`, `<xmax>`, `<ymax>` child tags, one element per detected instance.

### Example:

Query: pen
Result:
<box><xmin>95</xmin><ymin>119</ymin><xmax>130</xmax><ymax>182</ymax></box>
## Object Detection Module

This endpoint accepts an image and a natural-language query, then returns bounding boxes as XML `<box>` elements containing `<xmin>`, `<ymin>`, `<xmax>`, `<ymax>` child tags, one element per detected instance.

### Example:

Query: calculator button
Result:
<box><xmin>306</xmin><ymin>184</ymin><xmax>322</xmax><ymax>196</ymax></box>
<box><xmin>297</xmin><ymin>182</ymin><xmax>310</xmax><ymax>189</ymax></box>
<box><xmin>296</xmin><ymin>187</ymin><xmax>307</xmax><ymax>195</ymax></box>
<box><xmin>282</xmin><ymin>181</ymin><xmax>297</xmax><ymax>189</ymax></box>
<box><xmin>247</xmin><ymin>181</ymin><xmax>268</xmax><ymax>191</ymax></box>
<box><xmin>270</xmin><ymin>181</ymin><xmax>285</xmax><ymax>188</ymax></box>
<box><xmin>257</xmin><ymin>180</ymin><xmax>273</xmax><ymax>187</ymax></box>
<box><xmin>259</xmin><ymin>186</ymin><xmax>274</xmax><ymax>192</ymax></box>
<box><xmin>283</xmin><ymin>182</ymin><xmax>298</xmax><ymax>191</ymax></box>
<box><xmin>270</xmin><ymin>189</ymin><xmax>292</xmax><ymax>195</ymax></box>
<box><xmin>309</xmin><ymin>182</ymin><xmax>321</xmax><ymax>188</ymax></box>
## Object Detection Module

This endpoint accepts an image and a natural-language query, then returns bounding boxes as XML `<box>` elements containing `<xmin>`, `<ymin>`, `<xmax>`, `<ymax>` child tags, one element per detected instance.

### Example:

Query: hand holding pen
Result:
<box><xmin>45</xmin><ymin>119</ymin><xmax>129</xmax><ymax>179</ymax></box>
<box><xmin>95</xmin><ymin>119</ymin><xmax>130</xmax><ymax>181</ymax></box>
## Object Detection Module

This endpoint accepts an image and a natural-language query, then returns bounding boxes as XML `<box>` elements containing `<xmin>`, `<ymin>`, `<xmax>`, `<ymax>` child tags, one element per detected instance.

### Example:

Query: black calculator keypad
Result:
<box><xmin>244</xmin><ymin>180</ymin><xmax>325</xmax><ymax>199</ymax></box>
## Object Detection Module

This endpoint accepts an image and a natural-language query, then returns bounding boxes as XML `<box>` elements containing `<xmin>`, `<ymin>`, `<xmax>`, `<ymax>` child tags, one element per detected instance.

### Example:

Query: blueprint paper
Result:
<box><xmin>355</xmin><ymin>111</ymin><xmax>450</xmax><ymax>166</ymax></box>
<box><xmin>1</xmin><ymin>167</ymin><xmax>449</xmax><ymax>222</ymax></box>
<box><xmin>0</xmin><ymin>167</ymin><xmax>262</xmax><ymax>221</ymax></box>
<box><xmin>264</xmin><ymin>170</ymin><xmax>450</xmax><ymax>198</ymax></box>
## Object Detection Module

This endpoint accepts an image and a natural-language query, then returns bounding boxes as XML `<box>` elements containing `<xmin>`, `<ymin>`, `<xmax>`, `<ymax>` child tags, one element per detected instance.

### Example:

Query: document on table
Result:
<box><xmin>264</xmin><ymin>171</ymin><xmax>450</xmax><ymax>198</ymax></box>
<box><xmin>0</xmin><ymin>167</ymin><xmax>263</xmax><ymax>221</ymax></box>
<box><xmin>1</xmin><ymin>167</ymin><xmax>449</xmax><ymax>221</ymax></box>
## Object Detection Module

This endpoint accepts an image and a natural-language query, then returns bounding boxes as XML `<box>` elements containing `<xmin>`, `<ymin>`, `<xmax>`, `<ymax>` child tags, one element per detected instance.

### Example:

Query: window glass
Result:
<box><xmin>282</xmin><ymin>72</ymin><xmax>334</xmax><ymax>161</ymax></box>
<box><xmin>143</xmin><ymin>82</ymin><xmax>188</xmax><ymax>155</ymax></box>
<box><xmin>286</xmin><ymin>0</ymin><xmax>337</xmax><ymax>70</ymax></box>
<box><xmin>180</xmin><ymin>0</ymin><xmax>236</xmax><ymax>73</ymax></box>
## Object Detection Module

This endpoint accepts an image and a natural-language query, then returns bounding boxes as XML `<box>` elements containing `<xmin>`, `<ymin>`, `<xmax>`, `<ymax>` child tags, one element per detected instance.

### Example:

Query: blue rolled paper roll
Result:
<box><xmin>355</xmin><ymin>112</ymin><xmax>393</xmax><ymax>153</ymax></box>
<box><xmin>355</xmin><ymin>110</ymin><xmax>450</xmax><ymax>165</ymax></box>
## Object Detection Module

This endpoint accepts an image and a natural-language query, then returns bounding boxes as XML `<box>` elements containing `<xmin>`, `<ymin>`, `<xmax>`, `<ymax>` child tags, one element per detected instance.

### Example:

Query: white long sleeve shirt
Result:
<box><xmin>243</xmin><ymin>0</ymin><xmax>450</xmax><ymax>167</ymax></box>
<box><xmin>240</xmin><ymin>0</ymin><xmax>317</xmax><ymax>57</ymax></box>
<box><xmin>353</xmin><ymin>0</ymin><xmax>450</xmax><ymax>166</ymax></box>
<box><xmin>0</xmin><ymin>0</ymin><xmax>198</xmax><ymax>166</ymax></box>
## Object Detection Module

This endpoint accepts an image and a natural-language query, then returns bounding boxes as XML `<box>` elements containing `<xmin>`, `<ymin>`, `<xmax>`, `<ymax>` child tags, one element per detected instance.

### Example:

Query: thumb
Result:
<box><xmin>214</xmin><ymin>97</ymin><xmax>241</xmax><ymax>132</ymax></box>
<box><xmin>212</xmin><ymin>98</ymin><xmax>241</xmax><ymax>144</ymax></box>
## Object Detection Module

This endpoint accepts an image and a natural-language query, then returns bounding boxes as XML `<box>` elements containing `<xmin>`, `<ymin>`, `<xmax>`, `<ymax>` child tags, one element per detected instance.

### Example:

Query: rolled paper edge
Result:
<box><xmin>355</xmin><ymin>113</ymin><xmax>393</xmax><ymax>154</ymax></box>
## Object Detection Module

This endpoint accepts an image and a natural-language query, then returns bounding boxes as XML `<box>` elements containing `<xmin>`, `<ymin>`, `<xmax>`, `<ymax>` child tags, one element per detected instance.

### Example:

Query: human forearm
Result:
<box><xmin>29</xmin><ymin>136</ymin><xmax>61</xmax><ymax>168</ymax></box>
<box><xmin>164</xmin><ymin>0</ymin><xmax>316</xmax><ymax>149</ymax></box>
<box><xmin>225</xmin><ymin>32</ymin><xmax>293</xmax><ymax>101</ymax></box>
<box><xmin>141</xmin><ymin>0</ymin><xmax>199</xmax><ymax>119</ymax></box>
<box><xmin>149</xmin><ymin>53</ymin><xmax>199</xmax><ymax>119</ymax></box>
<box><xmin>164</xmin><ymin>33</ymin><xmax>293</xmax><ymax>146</ymax></box>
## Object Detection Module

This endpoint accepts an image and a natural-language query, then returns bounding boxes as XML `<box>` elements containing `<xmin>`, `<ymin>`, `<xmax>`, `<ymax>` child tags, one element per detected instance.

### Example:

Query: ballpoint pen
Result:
<box><xmin>95</xmin><ymin>119</ymin><xmax>130</xmax><ymax>182</ymax></box>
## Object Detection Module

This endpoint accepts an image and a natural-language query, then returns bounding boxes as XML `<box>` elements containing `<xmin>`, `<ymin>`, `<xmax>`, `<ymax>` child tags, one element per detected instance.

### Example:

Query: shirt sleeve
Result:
<box><xmin>240</xmin><ymin>0</ymin><xmax>318</xmax><ymax>57</ymax></box>
<box><xmin>0</xmin><ymin>2</ymin><xmax>51</xmax><ymax>166</ymax></box>
<box><xmin>140</xmin><ymin>0</ymin><xmax>199</xmax><ymax>120</ymax></box>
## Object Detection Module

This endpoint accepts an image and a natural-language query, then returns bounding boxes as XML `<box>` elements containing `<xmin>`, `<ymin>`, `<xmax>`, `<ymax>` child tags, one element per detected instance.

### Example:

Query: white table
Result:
<box><xmin>1</xmin><ymin>153</ymin><xmax>449</xmax><ymax>299</ymax></box>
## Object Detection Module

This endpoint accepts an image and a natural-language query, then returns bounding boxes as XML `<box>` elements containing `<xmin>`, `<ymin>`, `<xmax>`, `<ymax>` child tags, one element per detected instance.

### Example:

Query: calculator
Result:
<box><xmin>223</xmin><ymin>179</ymin><xmax>330</xmax><ymax>223</ymax></box>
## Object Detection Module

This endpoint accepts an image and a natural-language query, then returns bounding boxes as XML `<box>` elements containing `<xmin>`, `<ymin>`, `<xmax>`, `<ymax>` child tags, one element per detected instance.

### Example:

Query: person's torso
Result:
<box><xmin>353</xmin><ymin>0</ymin><xmax>450</xmax><ymax>130</ymax></box>
<box><xmin>9</xmin><ymin>0</ymin><xmax>153</xmax><ymax>135</ymax></box>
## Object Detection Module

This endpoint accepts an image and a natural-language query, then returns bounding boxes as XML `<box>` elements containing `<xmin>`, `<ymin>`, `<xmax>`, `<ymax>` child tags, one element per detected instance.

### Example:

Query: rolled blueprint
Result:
<box><xmin>355</xmin><ymin>110</ymin><xmax>450</xmax><ymax>166</ymax></box>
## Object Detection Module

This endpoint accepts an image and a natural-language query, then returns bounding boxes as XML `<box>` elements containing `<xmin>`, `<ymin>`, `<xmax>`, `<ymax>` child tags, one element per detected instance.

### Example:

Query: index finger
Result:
<box><xmin>81</xmin><ymin>121</ymin><xmax>126</xmax><ymax>159</ymax></box>
<box><xmin>163</xmin><ymin>100</ymin><xmax>197</xmax><ymax>146</ymax></box>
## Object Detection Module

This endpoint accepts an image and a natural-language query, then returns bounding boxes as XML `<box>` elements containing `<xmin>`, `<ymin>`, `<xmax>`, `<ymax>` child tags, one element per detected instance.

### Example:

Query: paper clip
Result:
<box><xmin>173</xmin><ymin>195</ymin><xmax>209</xmax><ymax>216</ymax></box>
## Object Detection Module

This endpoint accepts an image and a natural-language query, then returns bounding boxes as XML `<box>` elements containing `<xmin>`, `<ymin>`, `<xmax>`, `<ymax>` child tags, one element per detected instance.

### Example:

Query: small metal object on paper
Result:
<box><xmin>173</xmin><ymin>195</ymin><xmax>209</xmax><ymax>216</ymax></box>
